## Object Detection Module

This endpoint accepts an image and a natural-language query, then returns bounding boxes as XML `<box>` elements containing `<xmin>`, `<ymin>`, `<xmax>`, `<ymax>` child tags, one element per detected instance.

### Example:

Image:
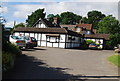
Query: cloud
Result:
<box><xmin>1</xmin><ymin>0</ymin><xmax>120</xmax><ymax>2</ymax></box>
<box><xmin>13</xmin><ymin>5</ymin><xmax>43</xmax><ymax>18</ymax></box>
<box><xmin>5</xmin><ymin>21</ymin><xmax>20</xmax><ymax>27</ymax></box>
<box><xmin>5</xmin><ymin>21</ymin><xmax>14</xmax><ymax>27</ymax></box>
<box><xmin>0</xmin><ymin>7</ymin><xmax>8</xmax><ymax>13</ymax></box>
<box><xmin>13</xmin><ymin>2</ymin><xmax>118</xmax><ymax>20</ymax></box>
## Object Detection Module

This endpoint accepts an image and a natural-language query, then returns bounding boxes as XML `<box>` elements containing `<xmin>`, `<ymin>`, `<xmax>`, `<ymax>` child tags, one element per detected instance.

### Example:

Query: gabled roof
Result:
<box><xmin>84</xmin><ymin>34</ymin><xmax>110</xmax><ymax>40</ymax></box>
<box><xmin>76</xmin><ymin>24</ymin><xmax>92</xmax><ymax>30</ymax></box>
<box><xmin>14</xmin><ymin>27</ymin><xmax>82</xmax><ymax>37</ymax></box>
<box><xmin>32</xmin><ymin>18</ymin><xmax>60</xmax><ymax>28</ymax></box>
<box><xmin>14</xmin><ymin>27</ymin><xmax>66</xmax><ymax>34</ymax></box>
<box><xmin>60</xmin><ymin>25</ymin><xmax>76</xmax><ymax>30</ymax></box>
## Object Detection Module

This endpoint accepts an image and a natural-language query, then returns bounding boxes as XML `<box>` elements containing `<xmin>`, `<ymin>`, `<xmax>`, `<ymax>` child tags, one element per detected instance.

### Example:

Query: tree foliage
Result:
<box><xmin>47</xmin><ymin>14</ymin><xmax>61</xmax><ymax>24</ymax></box>
<box><xmin>60</xmin><ymin>11</ymin><xmax>82</xmax><ymax>24</ymax></box>
<box><xmin>81</xmin><ymin>10</ymin><xmax>106</xmax><ymax>29</ymax></box>
<box><xmin>13</xmin><ymin>23</ymin><xmax>25</xmax><ymax>28</ymax></box>
<box><xmin>98</xmin><ymin>15</ymin><xmax>120</xmax><ymax>34</ymax></box>
<box><xmin>87</xmin><ymin>10</ymin><xmax>106</xmax><ymax>29</ymax></box>
<box><xmin>26</xmin><ymin>8</ymin><xmax>46</xmax><ymax>27</ymax></box>
<box><xmin>98</xmin><ymin>15</ymin><xmax>120</xmax><ymax>47</ymax></box>
<box><xmin>47</xmin><ymin>14</ymin><xmax>55</xmax><ymax>22</ymax></box>
<box><xmin>81</xmin><ymin>17</ymin><xmax>88</xmax><ymax>24</ymax></box>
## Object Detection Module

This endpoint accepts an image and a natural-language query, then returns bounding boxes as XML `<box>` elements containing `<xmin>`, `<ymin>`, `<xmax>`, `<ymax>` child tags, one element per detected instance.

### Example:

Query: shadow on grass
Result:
<box><xmin>2</xmin><ymin>53</ymin><xmax>86</xmax><ymax>80</ymax></box>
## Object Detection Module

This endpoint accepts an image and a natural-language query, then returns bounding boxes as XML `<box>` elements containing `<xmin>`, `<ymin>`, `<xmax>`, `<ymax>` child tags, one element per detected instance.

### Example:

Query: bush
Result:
<box><xmin>85</xmin><ymin>40</ymin><xmax>95</xmax><ymax>45</ymax></box>
<box><xmin>3</xmin><ymin>43</ymin><xmax>22</xmax><ymax>56</ymax></box>
<box><xmin>2</xmin><ymin>52</ymin><xmax>15</xmax><ymax>73</ymax></box>
<box><xmin>80</xmin><ymin>40</ymin><xmax>88</xmax><ymax>49</ymax></box>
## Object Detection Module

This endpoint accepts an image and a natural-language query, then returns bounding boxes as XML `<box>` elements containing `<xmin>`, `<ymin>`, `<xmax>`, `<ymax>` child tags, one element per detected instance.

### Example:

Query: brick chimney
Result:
<box><xmin>53</xmin><ymin>17</ymin><xmax>58</xmax><ymax>24</ymax></box>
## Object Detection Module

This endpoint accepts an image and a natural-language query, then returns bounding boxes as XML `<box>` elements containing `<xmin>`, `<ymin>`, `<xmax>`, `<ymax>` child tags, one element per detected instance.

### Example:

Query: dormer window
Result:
<box><xmin>76</xmin><ymin>27</ymin><xmax>80</xmax><ymax>32</ymax></box>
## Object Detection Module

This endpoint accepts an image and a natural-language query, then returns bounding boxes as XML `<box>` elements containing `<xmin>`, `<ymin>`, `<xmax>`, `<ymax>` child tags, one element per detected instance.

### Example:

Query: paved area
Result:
<box><xmin>3</xmin><ymin>47</ymin><xmax>119</xmax><ymax>79</ymax></box>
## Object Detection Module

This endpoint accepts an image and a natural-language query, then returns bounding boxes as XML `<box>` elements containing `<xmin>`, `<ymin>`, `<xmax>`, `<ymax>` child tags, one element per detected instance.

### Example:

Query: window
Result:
<box><xmin>76</xmin><ymin>27</ymin><xmax>80</xmax><ymax>32</ymax></box>
<box><xmin>11</xmin><ymin>36</ymin><xmax>21</xmax><ymax>40</ymax></box>
<box><xmin>50</xmin><ymin>37</ymin><xmax>56</xmax><ymax>42</ymax></box>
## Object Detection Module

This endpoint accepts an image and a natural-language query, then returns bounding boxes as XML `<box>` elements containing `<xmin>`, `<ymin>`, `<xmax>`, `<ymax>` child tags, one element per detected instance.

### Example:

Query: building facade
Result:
<box><xmin>14</xmin><ymin>27</ymin><xmax>81</xmax><ymax>48</ymax></box>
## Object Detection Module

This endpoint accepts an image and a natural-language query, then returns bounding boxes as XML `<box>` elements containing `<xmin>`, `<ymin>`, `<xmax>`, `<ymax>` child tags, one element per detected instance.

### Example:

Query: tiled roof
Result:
<box><xmin>85</xmin><ymin>34</ymin><xmax>110</xmax><ymax>40</ymax></box>
<box><xmin>76</xmin><ymin>24</ymin><xmax>92</xmax><ymax>30</ymax></box>
<box><xmin>60</xmin><ymin>25</ymin><xmax>76</xmax><ymax>30</ymax></box>
<box><xmin>14</xmin><ymin>27</ymin><xmax>67</xmax><ymax>34</ymax></box>
<box><xmin>14</xmin><ymin>27</ymin><xmax>82</xmax><ymax>37</ymax></box>
<box><xmin>32</xmin><ymin>18</ymin><xmax>61</xmax><ymax>28</ymax></box>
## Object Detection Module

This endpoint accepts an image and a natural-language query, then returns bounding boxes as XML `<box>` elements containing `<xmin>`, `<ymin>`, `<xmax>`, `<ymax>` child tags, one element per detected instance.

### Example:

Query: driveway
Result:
<box><xmin>3</xmin><ymin>47</ymin><xmax>119</xmax><ymax>79</ymax></box>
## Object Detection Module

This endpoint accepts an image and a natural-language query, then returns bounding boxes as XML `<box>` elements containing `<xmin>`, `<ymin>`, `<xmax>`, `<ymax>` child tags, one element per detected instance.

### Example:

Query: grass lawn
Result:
<box><xmin>107</xmin><ymin>54</ymin><xmax>120</xmax><ymax>67</ymax></box>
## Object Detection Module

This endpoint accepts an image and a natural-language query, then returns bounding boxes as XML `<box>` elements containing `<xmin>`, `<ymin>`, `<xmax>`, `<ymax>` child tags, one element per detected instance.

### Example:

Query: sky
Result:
<box><xmin>0</xmin><ymin>0</ymin><xmax>119</xmax><ymax>27</ymax></box>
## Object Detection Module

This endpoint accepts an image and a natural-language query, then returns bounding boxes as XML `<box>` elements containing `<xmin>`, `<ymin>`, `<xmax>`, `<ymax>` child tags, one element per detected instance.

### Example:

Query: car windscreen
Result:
<box><xmin>20</xmin><ymin>36</ymin><xmax>30</xmax><ymax>40</ymax></box>
<box><xmin>11</xmin><ymin>36</ymin><xmax>21</xmax><ymax>40</ymax></box>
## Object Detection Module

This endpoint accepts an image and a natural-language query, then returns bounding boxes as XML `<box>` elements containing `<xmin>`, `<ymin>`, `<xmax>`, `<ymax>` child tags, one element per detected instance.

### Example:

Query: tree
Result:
<box><xmin>98</xmin><ymin>15</ymin><xmax>120</xmax><ymax>47</ymax></box>
<box><xmin>81</xmin><ymin>17</ymin><xmax>88</xmax><ymax>24</ymax></box>
<box><xmin>74</xmin><ymin>15</ymin><xmax>82</xmax><ymax>24</ymax></box>
<box><xmin>47</xmin><ymin>14</ymin><xmax>55</xmax><ymax>22</ymax></box>
<box><xmin>13</xmin><ymin>23</ymin><xmax>25</xmax><ymax>28</ymax></box>
<box><xmin>47</xmin><ymin>14</ymin><xmax>61</xmax><ymax>24</ymax></box>
<box><xmin>83</xmin><ymin>10</ymin><xmax>106</xmax><ymax>29</ymax></box>
<box><xmin>109</xmin><ymin>33</ymin><xmax>120</xmax><ymax>47</ymax></box>
<box><xmin>60</xmin><ymin>11</ymin><xmax>82</xmax><ymax>24</ymax></box>
<box><xmin>26</xmin><ymin>8</ymin><xmax>46</xmax><ymax>27</ymax></box>
<box><xmin>14</xmin><ymin>23</ymin><xmax>25</xmax><ymax>28</ymax></box>
<box><xmin>98</xmin><ymin>15</ymin><xmax>120</xmax><ymax>34</ymax></box>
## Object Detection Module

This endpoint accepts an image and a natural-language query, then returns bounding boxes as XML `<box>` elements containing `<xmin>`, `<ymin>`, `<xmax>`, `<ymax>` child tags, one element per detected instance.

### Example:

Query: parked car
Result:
<box><xmin>9</xmin><ymin>35</ymin><xmax>26</xmax><ymax>48</ymax></box>
<box><xmin>20</xmin><ymin>36</ymin><xmax>37</xmax><ymax>48</ymax></box>
<box><xmin>89</xmin><ymin>43</ymin><xmax>98</xmax><ymax>49</ymax></box>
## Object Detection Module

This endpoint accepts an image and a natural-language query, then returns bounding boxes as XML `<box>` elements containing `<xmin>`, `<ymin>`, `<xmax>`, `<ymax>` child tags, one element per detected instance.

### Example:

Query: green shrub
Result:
<box><xmin>3</xmin><ymin>43</ymin><xmax>22</xmax><ymax>56</ymax></box>
<box><xmin>85</xmin><ymin>40</ymin><xmax>95</xmax><ymax>45</ymax></box>
<box><xmin>80</xmin><ymin>40</ymin><xmax>88</xmax><ymax>49</ymax></box>
<box><xmin>2</xmin><ymin>52</ymin><xmax>15</xmax><ymax>73</ymax></box>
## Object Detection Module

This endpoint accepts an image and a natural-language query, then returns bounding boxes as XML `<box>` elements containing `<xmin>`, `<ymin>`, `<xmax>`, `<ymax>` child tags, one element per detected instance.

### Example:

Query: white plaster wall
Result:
<box><xmin>91</xmin><ymin>39</ymin><xmax>95</xmax><ymax>42</ymax></box>
<box><xmin>100</xmin><ymin>45</ymin><xmax>103</xmax><ymax>48</ymax></box>
<box><xmin>47</xmin><ymin>42</ymin><xmax>52</xmax><ymax>47</ymax></box>
<box><xmin>36</xmin><ymin>24</ymin><xmax>39</xmax><ymax>27</ymax></box>
<box><xmin>34</xmin><ymin>33</ymin><xmax>38</xmax><ymax>40</ymax></box>
<box><xmin>14</xmin><ymin>32</ymin><xmax>19</xmax><ymax>36</ymax></box>
<box><xmin>100</xmin><ymin>39</ymin><xmax>103</xmax><ymax>44</ymax></box>
<box><xmin>59</xmin><ymin>43</ymin><xmax>65</xmax><ymax>48</ymax></box>
<box><xmin>41</xmin><ymin>41</ymin><xmax>46</xmax><ymax>46</ymax></box>
<box><xmin>30</xmin><ymin>33</ymin><xmax>34</xmax><ymax>37</ymax></box>
<box><xmin>50</xmin><ymin>37</ymin><xmax>56</xmax><ymax>42</ymax></box>
<box><xmin>38</xmin><ymin>41</ymin><xmax>41</xmax><ymax>46</ymax></box>
<box><xmin>60</xmin><ymin>35</ymin><xmax>66</xmax><ymax>42</ymax></box>
<box><xmin>41</xmin><ymin>34</ymin><xmax>46</xmax><ymax>40</ymax></box>
<box><xmin>25</xmin><ymin>33</ymin><xmax>29</xmax><ymax>36</ymax></box>
<box><xmin>38</xmin><ymin>34</ymin><xmax>41</xmax><ymax>40</ymax></box>
<box><xmin>53</xmin><ymin>43</ymin><xmax>59</xmax><ymax>47</ymax></box>
<box><xmin>41</xmin><ymin>23</ymin><xmax>46</xmax><ymax>28</ymax></box>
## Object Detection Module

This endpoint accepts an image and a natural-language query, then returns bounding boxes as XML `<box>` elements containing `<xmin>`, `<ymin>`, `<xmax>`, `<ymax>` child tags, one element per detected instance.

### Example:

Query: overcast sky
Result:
<box><xmin>0</xmin><ymin>0</ymin><xmax>119</xmax><ymax>27</ymax></box>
